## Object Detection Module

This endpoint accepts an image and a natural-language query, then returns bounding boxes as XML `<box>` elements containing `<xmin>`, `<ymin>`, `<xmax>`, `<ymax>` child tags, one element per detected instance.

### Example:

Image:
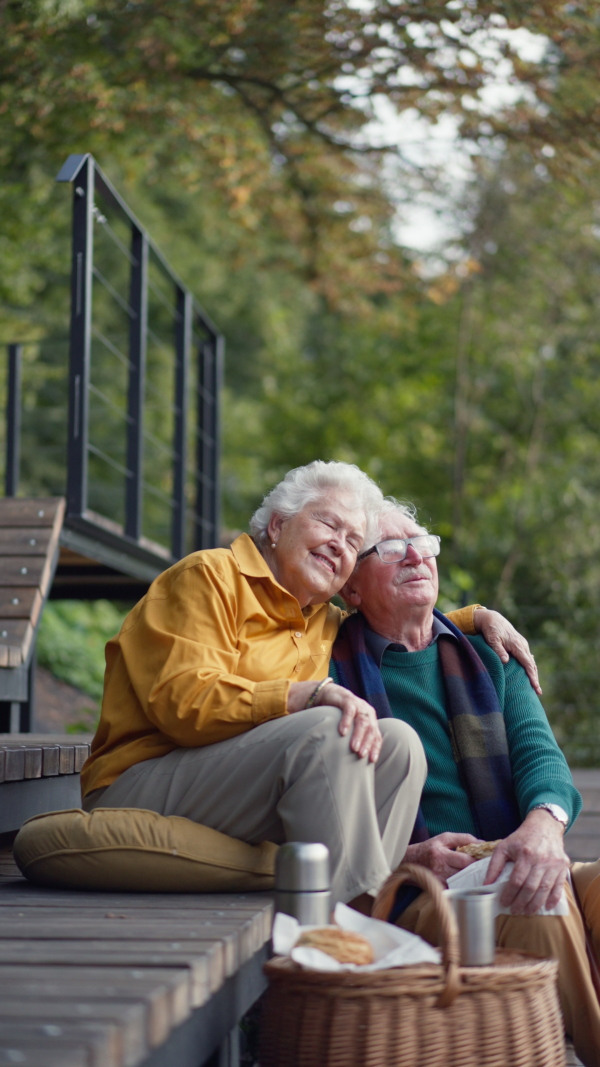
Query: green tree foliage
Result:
<box><xmin>2</xmin><ymin>2</ymin><xmax>600</xmax><ymax>760</ymax></box>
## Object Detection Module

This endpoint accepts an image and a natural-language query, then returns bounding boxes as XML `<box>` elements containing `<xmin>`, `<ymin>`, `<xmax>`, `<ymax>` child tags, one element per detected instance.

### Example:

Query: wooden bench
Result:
<box><xmin>0</xmin><ymin>498</ymin><xmax>65</xmax><ymax>733</ymax></box>
<box><xmin>0</xmin><ymin>735</ymin><xmax>90</xmax><ymax>835</ymax></box>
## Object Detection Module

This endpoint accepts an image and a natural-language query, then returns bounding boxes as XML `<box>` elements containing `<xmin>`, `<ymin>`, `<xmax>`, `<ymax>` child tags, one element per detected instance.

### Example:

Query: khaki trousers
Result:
<box><xmin>85</xmin><ymin>706</ymin><xmax>427</xmax><ymax>906</ymax></box>
<box><xmin>398</xmin><ymin>858</ymin><xmax>600</xmax><ymax>1067</ymax></box>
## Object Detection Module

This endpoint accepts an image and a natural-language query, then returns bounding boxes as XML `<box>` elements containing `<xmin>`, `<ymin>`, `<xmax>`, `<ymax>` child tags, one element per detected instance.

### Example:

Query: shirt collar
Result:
<box><xmin>363</xmin><ymin>612</ymin><xmax>457</xmax><ymax>668</ymax></box>
<box><xmin>228</xmin><ymin>533</ymin><xmax>326</xmax><ymax>620</ymax></box>
<box><xmin>230</xmin><ymin>533</ymin><xmax>276</xmax><ymax>579</ymax></box>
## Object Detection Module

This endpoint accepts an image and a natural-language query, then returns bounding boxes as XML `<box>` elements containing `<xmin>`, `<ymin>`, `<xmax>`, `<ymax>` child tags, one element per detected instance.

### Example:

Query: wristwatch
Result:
<box><xmin>530</xmin><ymin>803</ymin><xmax>569</xmax><ymax>831</ymax></box>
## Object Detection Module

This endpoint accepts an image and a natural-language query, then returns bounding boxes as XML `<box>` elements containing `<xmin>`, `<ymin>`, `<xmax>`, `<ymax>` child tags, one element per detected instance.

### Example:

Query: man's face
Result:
<box><xmin>343</xmin><ymin>514</ymin><xmax>439</xmax><ymax>629</ymax></box>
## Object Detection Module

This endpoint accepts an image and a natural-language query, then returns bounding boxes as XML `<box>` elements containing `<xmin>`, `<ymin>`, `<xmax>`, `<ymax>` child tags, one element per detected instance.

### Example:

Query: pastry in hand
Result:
<box><xmin>455</xmin><ymin>840</ymin><xmax>501</xmax><ymax>860</ymax></box>
<box><xmin>295</xmin><ymin>926</ymin><xmax>374</xmax><ymax>965</ymax></box>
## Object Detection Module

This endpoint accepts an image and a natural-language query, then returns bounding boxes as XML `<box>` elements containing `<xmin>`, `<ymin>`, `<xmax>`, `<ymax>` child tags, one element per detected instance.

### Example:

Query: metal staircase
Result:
<box><xmin>0</xmin><ymin>154</ymin><xmax>224</xmax><ymax>730</ymax></box>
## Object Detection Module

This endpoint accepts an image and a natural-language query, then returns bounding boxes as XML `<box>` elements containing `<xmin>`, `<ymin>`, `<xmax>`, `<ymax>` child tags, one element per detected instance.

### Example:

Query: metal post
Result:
<box><xmin>5</xmin><ymin>343</ymin><xmax>22</xmax><ymax>497</ymax></box>
<box><xmin>64</xmin><ymin>157</ymin><xmax>94</xmax><ymax>518</ymax></box>
<box><xmin>195</xmin><ymin>331</ymin><xmax>223</xmax><ymax>550</ymax></box>
<box><xmin>125</xmin><ymin>226</ymin><xmax>148</xmax><ymax>541</ymax></box>
<box><xmin>172</xmin><ymin>288</ymin><xmax>191</xmax><ymax>559</ymax></box>
<box><xmin>213</xmin><ymin>333</ymin><xmax>224</xmax><ymax>548</ymax></box>
<box><xmin>194</xmin><ymin>336</ymin><xmax>208</xmax><ymax>551</ymax></box>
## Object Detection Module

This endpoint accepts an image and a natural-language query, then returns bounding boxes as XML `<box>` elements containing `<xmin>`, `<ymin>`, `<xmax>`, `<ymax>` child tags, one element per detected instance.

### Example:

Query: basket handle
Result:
<box><xmin>372</xmin><ymin>862</ymin><xmax>461</xmax><ymax>1007</ymax></box>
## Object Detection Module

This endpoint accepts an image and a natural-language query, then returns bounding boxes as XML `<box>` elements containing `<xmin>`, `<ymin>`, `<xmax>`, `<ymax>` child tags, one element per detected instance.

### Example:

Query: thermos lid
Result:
<box><xmin>275</xmin><ymin>842</ymin><xmax>330</xmax><ymax>892</ymax></box>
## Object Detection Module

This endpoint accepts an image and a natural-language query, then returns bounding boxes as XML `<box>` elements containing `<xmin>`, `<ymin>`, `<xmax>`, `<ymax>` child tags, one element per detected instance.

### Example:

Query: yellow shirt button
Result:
<box><xmin>294</xmin><ymin>631</ymin><xmax>303</xmax><ymax>638</ymax></box>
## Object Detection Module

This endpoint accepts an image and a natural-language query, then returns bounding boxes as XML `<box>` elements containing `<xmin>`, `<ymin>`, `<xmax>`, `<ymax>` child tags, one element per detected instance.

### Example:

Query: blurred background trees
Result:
<box><xmin>1</xmin><ymin>0</ymin><xmax>600</xmax><ymax>761</ymax></box>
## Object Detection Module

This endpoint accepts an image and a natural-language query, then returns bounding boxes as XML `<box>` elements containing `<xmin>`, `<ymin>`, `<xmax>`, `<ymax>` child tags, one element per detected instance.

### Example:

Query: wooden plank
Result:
<box><xmin>0</xmin><ymin>500</ymin><xmax>65</xmax><ymax>528</ymax></box>
<box><xmin>41</xmin><ymin>744</ymin><xmax>60</xmax><ymax>776</ymax></box>
<box><xmin>0</xmin><ymin>893</ymin><xmax>273</xmax><ymax>920</ymax></box>
<box><xmin>0</xmin><ymin>1021</ymin><xmax>117</xmax><ymax>1067</ymax></box>
<box><xmin>0</xmin><ymin>942</ymin><xmax>219</xmax><ymax>1008</ymax></box>
<box><xmin>73</xmin><ymin>743</ymin><xmax>90</xmax><ymax>772</ymax></box>
<box><xmin>58</xmin><ymin>745</ymin><xmax>76</xmax><ymax>775</ymax></box>
<box><xmin>0</xmin><ymin>966</ymin><xmax>192</xmax><ymax>1043</ymax></box>
<box><xmin>0</xmin><ymin>743</ymin><xmax>42</xmax><ymax>779</ymax></box>
<box><xmin>0</xmin><ymin>916</ymin><xmax>266</xmax><ymax>962</ymax></box>
<box><xmin>0</xmin><ymin>619</ymin><xmax>33</xmax><ymax>667</ymax></box>
<box><xmin>0</xmin><ymin>741</ymin><xmax>73</xmax><ymax>778</ymax></box>
<box><xmin>0</xmin><ymin>620</ymin><xmax>30</xmax><ymax>644</ymax></box>
<box><xmin>0</xmin><ymin>1001</ymin><xmax>147</xmax><ymax>1066</ymax></box>
<box><xmin>22</xmin><ymin>746</ymin><xmax>42</xmax><ymax>779</ymax></box>
<box><xmin>0</xmin><ymin>558</ymin><xmax>46</xmax><ymax>587</ymax></box>
<box><xmin>0</xmin><ymin>528</ymin><xmax>53</xmax><ymax>555</ymax></box>
<box><xmin>0</xmin><ymin>908</ymin><xmax>273</xmax><ymax>961</ymax></box>
<box><xmin>0</xmin><ymin>588</ymin><xmax>41</xmax><ymax>622</ymax></box>
<box><xmin>0</xmin><ymin>739</ymin><xmax>88</xmax><ymax>777</ymax></box>
<box><xmin>2</xmin><ymin>748</ymin><xmax>25</xmax><ymax>782</ymax></box>
<box><xmin>0</xmin><ymin>905</ymin><xmax>271</xmax><ymax>926</ymax></box>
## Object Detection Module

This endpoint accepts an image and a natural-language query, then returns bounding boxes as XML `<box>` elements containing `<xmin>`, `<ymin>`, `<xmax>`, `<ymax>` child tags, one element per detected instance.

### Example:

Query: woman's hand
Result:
<box><xmin>473</xmin><ymin>607</ymin><xmax>541</xmax><ymax>695</ymax></box>
<box><xmin>484</xmin><ymin>809</ymin><xmax>570</xmax><ymax>914</ymax></box>
<box><xmin>404</xmin><ymin>833</ymin><xmax>481</xmax><ymax>885</ymax></box>
<box><xmin>287</xmin><ymin>680</ymin><xmax>382</xmax><ymax>762</ymax></box>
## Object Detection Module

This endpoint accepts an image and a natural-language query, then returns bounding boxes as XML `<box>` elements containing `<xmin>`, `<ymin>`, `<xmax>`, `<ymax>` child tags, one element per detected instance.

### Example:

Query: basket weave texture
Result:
<box><xmin>260</xmin><ymin>863</ymin><xmax>566</xmax><ymax>1067</ymax></box>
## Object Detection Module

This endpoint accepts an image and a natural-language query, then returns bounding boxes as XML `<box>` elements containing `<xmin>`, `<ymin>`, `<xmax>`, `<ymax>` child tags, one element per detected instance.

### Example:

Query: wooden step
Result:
<box><xmin>0</xmin><ymin>499</ymin><xmax>65</xmax><ymax>669</ymax></box>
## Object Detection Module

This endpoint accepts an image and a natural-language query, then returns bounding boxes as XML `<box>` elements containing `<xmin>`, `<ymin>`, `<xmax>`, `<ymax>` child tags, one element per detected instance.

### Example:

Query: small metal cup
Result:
<box><xmin>274</xmin><ymin>842</ymin><xmax>331</xmax><ymax>926</ymax></box>
<box><xmin>447</xmin><ymin>886</ymin><xmax>498</xmax><ymax>966</ymax></box>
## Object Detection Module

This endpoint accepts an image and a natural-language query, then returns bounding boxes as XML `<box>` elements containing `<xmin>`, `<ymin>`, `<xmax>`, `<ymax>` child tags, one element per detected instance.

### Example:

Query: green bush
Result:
<box><xmin>36</xmin><ymin>600</ymin><xmax>128</xmax><ymax>702</ymax></box>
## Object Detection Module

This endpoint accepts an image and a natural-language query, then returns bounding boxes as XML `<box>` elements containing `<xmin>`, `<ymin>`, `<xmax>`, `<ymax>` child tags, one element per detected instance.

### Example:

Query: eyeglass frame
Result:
<box><xmin>357</xmin><ymin>534</ymin><xmax>441</xmax><ymax>564</ymax></box>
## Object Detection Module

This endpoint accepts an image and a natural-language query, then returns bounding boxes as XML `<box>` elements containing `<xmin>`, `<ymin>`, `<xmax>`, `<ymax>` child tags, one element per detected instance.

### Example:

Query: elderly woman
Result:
<box><xmin>81</xmin><ymin>460</ymin><xmax>532</xmax><ymax>906</ymax></box>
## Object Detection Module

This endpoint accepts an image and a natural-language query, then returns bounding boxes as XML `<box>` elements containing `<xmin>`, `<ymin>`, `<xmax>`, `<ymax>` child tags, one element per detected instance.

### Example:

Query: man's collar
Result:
<box><xmin>362</xmin><ymin>612</ymin><xmax>457</xmax><ymax>667</ymax></box>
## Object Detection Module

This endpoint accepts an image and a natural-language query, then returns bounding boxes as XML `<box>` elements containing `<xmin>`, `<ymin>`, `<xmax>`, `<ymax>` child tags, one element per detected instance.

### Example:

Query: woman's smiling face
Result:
<box><xmin>267</xmin><ymin>490</ymin><xmax>366</xmax><ymax>607</ymax></box>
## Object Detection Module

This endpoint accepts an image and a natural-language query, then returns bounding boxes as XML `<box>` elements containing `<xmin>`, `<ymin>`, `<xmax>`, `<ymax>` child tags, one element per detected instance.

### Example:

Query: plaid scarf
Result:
<box><xmin>331</xmin><ymin>608</ymin><xmax>521</xmax><ymax>844</ymax></box>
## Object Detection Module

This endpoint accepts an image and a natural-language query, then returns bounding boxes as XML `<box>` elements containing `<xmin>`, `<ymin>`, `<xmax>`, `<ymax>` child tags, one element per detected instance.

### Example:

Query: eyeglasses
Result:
<box><xmin>358</xmin><ymin>534</ymin><xmax>441</xmax><ymax>564</ymax></box>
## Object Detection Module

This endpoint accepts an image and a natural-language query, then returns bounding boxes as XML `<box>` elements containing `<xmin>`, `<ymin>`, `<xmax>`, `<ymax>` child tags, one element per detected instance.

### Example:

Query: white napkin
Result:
<box><xmin>272</xmin><ymin>902</ymin><xmax>441</xmax><ymax>972</ymax></box>
<box><xmin>446</xmin><ymin>856</ymin><xmax>569</xmax><ymax>916</ymax></box>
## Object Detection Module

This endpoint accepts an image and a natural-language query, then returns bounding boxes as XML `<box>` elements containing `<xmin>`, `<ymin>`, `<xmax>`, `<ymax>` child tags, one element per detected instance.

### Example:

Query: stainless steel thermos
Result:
<box><xmin>274</xmin><ymin>842</ymin><xmax>331</xmax><ymax>925</ymax></box>
<box><xmin>447</xmin><ymin>885</ymin><xmax>498</xmax><ymax>966</ymax></box>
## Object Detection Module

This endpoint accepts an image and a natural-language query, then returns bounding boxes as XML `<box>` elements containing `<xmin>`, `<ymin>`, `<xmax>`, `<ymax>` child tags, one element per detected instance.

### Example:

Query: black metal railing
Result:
<box><xmin>4</xmin><ymin>343</ymin><xmax>21</xmax><ymax>498</ymax></box>
<box><xmin>51</xmin><ymin>152</ymin><xmax>223</xmax><ymax>563</ymax></box>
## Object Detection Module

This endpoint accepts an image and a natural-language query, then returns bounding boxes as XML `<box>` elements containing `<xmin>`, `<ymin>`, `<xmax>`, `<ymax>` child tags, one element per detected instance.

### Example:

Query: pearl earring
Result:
<box><xmin>271</xmin><ymin>542</ymin><xmax>277</xmax><ymax>549</ymax></box>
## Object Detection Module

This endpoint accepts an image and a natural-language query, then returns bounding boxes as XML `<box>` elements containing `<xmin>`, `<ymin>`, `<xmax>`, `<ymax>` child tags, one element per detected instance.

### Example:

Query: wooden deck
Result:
<box><xmin>0</xmin><ymin>757</ymin><xmax>596</xmax><ymax>1065</ymax></box>
<box><xmin>0</xmin><ymin>735</ymin><xmax>273</xmax><ymax>1066</ymax></box>
<box><xmin>0</xmin><ymin>850</ymin><xmax>273</xmax><ymax>1067</ymax></box>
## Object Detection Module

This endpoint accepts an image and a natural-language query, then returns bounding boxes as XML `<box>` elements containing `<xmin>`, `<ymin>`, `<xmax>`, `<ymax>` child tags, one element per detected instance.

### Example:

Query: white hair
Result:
<box><xmin>249</xmin><ymin>460</ymin><xmax>384</xmax><ymax>547</ymax></box>
<box><xmin>359</xmin><ymin>497</ymin><xmax>428</xmax><ymax>555</ymax></box>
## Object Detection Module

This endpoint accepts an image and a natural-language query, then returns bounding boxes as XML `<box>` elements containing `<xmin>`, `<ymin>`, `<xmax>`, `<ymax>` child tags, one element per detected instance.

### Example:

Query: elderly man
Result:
<box><xmin>332</xmin><ymin>500</ymin><xmax>600</xmax><ymax>1067</ymax></box>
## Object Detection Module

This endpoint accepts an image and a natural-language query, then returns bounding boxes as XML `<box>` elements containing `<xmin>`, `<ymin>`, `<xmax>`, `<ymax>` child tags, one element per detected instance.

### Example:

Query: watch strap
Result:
<box><xmin>530</xmin><ymin>803</ymin><xmax>569</xmax><ymax>830</ymax></box>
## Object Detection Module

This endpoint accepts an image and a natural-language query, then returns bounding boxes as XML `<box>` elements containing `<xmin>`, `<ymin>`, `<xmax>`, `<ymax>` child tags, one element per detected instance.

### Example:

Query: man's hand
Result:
<box><xmin>404</xmin><ymin>832</ymin><xmax>481</xmax><ymax>885</ymax></box>
<box><xmin>287</xmin><ymin>680</ymin><xmax>382</xmax><ymax>763</ymax></box>
<box><xmin>473</xmin><ymin>607</ymin><xmax>542</xmax><ymax>695</ymax></box>
<box><xmin>483</xmin><ymin>809</ymin><xmax>570</xmax><ymax>915</ymax></box>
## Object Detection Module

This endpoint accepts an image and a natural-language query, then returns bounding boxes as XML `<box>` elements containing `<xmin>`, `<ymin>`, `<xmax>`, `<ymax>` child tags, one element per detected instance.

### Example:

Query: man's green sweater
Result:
<box><xmin>334</xmin><ymin>634</ymin><xmax>581</xmax><ymax>834</ymax></box>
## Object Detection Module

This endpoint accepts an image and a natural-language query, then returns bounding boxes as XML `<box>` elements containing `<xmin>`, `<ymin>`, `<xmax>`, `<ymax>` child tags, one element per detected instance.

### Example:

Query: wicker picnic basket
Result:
<box><xmin>260</xmin><ymin>863</ymin><xmax>565</xmax><ymax>1067</ymax></box>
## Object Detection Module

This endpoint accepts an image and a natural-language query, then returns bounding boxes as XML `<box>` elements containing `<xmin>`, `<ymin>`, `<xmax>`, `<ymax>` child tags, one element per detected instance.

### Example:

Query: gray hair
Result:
<box><xmin>358</xmin><ymin>497</ymin><xmax>428</xmax><ymax>556</ymax></box>
<box><xmin>249</xmin><ymin>460</ymin><xmax>384</xmax><ymax>547</ymax></box>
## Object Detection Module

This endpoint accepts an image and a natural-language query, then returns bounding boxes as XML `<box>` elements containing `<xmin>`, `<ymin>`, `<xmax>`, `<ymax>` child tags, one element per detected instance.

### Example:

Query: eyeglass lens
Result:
<box><xmin>377</xmin><ymin>535</ymin><xmax>440</xmax><ymax>563</ymax></box>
